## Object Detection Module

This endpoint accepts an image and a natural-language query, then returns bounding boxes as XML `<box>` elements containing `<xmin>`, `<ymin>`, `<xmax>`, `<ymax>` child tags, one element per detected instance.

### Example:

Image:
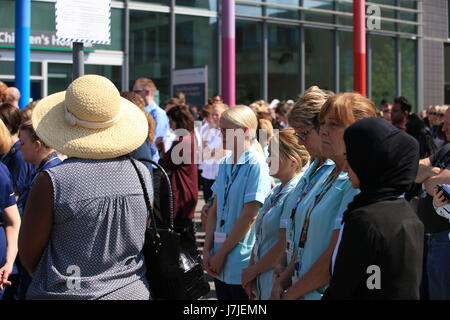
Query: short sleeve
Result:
<box><xmin>335</xmin><ymin>187</ymin><xmax>360</xmax><ymax>229</ymax></box>
<box><xmin>0</xmin><ymin>166</ymin><xmax>16</xmax><ymax>209</ymax></box>
<box><xmin>243</xmin><ymin>162</ymin><xmax>271</xmax><ymax>205</ymax></box>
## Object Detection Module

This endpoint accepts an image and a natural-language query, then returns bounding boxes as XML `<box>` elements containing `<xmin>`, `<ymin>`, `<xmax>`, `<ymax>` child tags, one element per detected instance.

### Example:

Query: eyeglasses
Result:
<box><xmin>294</xmin><ymin>127</ymin><xmax>313</xmax><ymax>141</ymax></box>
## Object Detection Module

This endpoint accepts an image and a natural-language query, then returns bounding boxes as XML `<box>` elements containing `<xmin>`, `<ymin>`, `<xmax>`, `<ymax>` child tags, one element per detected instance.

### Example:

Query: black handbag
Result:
<box><xmin>128</xmin><ymin>157</ymin><xmax>210</xmax><ymax>300</ymax></box>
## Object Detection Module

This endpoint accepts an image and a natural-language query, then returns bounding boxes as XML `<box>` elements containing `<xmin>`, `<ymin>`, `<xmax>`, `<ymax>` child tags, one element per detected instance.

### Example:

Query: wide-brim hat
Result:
<box><xmin>32</xmin><ymin>74</ymin><xmax>148</xmax><ymax>160</ymax></box>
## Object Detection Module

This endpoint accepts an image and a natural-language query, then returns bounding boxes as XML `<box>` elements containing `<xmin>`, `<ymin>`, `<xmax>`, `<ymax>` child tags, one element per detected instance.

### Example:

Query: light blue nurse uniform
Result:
<box><xmin>289</xmin><ymin>169</ymin><xmax>359</xmax><ymax>300</ymax></box>
<box><xmin>211</xmin><ymin>146</ymin><xmax>272</xmax><ymax>285</ymax></box>
<box><xmin>253</xmin><ymin>174</ymin><xmax>301</xmax><ymax>300</ymax></box>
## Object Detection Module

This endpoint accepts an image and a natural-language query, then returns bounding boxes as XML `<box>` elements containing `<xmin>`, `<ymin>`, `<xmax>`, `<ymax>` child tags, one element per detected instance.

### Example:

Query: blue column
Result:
<box><xmin>15</xmin><ymin>0</ymin><xmax>31</xmax><ymax>109</ymax></box>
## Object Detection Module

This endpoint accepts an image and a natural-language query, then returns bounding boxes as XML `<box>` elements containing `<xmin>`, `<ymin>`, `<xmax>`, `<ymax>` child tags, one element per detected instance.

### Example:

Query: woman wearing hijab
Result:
<box><xmin>18</xmin><ymin>75</ymin><xmax>152</xmax><ymax>300</ymax></box>
<box><xmin>323</xmin><ymin>117</ymin><xmax>424</xmax><ymax>300</ymax></box>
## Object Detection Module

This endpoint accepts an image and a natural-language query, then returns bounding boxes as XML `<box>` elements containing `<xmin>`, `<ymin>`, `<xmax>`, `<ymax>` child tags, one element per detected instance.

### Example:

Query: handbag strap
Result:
<box><xmin>128</xmin><ymin>156</ymin><xmax>161</xmax><ymax>237</ymax></box>
<box><xmin>135</xmin><ymin>158</ymin><xmax>175</xmax><ymax>230</ymax></box>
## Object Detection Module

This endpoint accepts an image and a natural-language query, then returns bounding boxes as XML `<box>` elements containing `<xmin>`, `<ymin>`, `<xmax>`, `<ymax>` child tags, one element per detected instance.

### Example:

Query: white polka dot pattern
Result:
<box><xmin>26</xmin><ymin>157</ymin><xmax>153</xmax><ymax>300</ymax></box>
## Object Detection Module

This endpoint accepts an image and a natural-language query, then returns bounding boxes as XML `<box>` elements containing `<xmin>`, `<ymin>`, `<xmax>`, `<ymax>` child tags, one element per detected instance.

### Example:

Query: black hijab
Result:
<box><xmin>342</xmin><ymin>117</ymin><xmax>419</xmax><ymax>223</ymax></box>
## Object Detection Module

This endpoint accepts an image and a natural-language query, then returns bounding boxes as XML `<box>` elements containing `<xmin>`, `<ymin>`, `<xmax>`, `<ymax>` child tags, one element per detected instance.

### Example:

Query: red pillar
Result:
<box><xmin>221</xmin><ymin>0</ymin><xmax>236</xmax><ymax>106</ymax></box>
<box><xmin>353</xmin><ymin>0</ymin><xmax>366</xmax><ymax>96</ymax></box>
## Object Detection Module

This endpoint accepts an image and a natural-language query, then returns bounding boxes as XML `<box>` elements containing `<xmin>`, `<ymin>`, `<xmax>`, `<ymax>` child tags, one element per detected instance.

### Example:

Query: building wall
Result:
<box><xmin>423</xmin><ymin>0</ymin><xmax>449</xmax><ymax>107</ymax></box>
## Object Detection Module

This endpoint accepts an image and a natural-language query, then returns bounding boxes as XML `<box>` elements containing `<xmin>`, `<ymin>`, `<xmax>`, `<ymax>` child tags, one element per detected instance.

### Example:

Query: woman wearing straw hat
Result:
<box><xmin>18</xmin><ymin>75</ymin><xmax>152</xmax><ymax>300</ymax></box>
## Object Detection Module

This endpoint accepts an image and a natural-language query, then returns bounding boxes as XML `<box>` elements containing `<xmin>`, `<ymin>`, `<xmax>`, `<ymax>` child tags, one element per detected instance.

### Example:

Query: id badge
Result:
<box><xmin>286</xmin><ymin>239</ymin><xmax>294</xmax><ymax>256</ymax></box>
<box><xmin>214</xmin><ymin>231</ymin><xmax>227</xmax><ymax>244</ymax></box>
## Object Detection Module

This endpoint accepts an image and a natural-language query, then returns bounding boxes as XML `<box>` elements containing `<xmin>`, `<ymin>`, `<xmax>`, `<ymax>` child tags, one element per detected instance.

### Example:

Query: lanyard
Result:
<box><xmin>289</xmin><ymin>162</ymin><xmax>329</xmax><ymax>221</ymax></box>
<box><xmin>298</xmin><ymin>170</ymin><xmax>337</xmax><ymax>249</ymax></box>
<box><xmin>30</xmin><ymin>154</ymin><xmax>60</xmax><ymax>185</ymax></box>
<box><xmin>255</xmin><ymin>187</ymin><xmax>285</xmax><ymax>243</ymax></box>
<box><xmin>219</xmin><ymin>164</ymin><xmax>243</xmax><ymax>228</ymax></box>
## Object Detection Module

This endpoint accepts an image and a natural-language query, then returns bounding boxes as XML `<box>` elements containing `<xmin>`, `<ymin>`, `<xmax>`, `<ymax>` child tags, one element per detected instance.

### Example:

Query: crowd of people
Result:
<box><xmin>0</xmin><ymin>75</ymin><xmax>450</xmax><ymax>300</ymax></box>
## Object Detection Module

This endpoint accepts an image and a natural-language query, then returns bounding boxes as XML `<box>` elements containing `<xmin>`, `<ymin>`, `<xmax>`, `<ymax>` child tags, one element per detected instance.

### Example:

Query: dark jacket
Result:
<box><xmin>323</xmin><ymin>118</ymin><xmax>424</xmax><ymax>300</ymax></box>
<box><xmin>323</xmin><ymin>199</ymin><xmax>423</xmax><ymax>300</ymax></box>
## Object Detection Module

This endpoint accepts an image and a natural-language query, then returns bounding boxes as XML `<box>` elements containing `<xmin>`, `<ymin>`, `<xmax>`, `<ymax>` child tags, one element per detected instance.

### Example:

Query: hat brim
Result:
<box><xmin>32</xmin><ymin>91</ymin><xmax>149</xmax><ymax>160</ymax></box>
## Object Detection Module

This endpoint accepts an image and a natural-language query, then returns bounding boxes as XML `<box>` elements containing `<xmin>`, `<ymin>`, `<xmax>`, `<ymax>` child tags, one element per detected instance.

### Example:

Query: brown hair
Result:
<box><xmin>0</xmin><ymin>81</ymin><xmax>7</xmax><ymax>104</ymax></box>
<box><xmin>0</xmin><ymin>103</ymin><xmax>22</xmax><ymax>135</ymax></box>
<box><xmin>271</xmin><ymin>128</ymin><xmax>310</xmax><ymax>172</ymax></box>
<box><xmin>249</xmin><ymin>100</ymin><xmax>270</xmax><ymax>114</ymax></box>
<box><xmin>201</xmin><ymin>103</ymin><xmax>214</xmax><ymax>119</ymax></box>
<box><xmin>21</xmin><ymin>100</ymin><xmax>40</xmax><ymax>123</ymax></box>
<box><xmin>319</xmin><ymin>92</ymin><xmax>377</xmax><ymax>126</ymax></box>
<box><xmin>120</xmin><ymin>91</ymin><xmax>155</xmax><ymax>143</ymax></box>
<box><xmin>19</xmin><ymin>119</ymin><xmax>48</xmax><ymax>146</ymax></box>
<box><xmin>167</xmin><ymin>105</ymin><xmax>195</xmax><ymax>133</ymax></box>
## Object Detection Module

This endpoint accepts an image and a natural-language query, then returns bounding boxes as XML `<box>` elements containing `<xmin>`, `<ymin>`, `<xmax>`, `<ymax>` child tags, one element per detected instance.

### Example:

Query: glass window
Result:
<box><xmin>400</xmin><ymin>38</ymin><xmax>417</xmax><ymax>110</ymax></box>
<box><xmin>305</xmin><ymin>28</ymin><xmax>334</xmax><ymax>91</ymax></box>
<box><xmin>129</xmin><ymin>10</ymin><xmax>170</xmax><ymax>103</ymax></box>
<box><xmin>445</xmin><ymin>45</ymin><xmax>450</xmax><ymax>104</ymax></box>
<box><xmin>0</xmin><ymin>0</ymin><xmax>14</xmax><ymax>29</ymax></box>
<box><xmin>266</xmin><ymin>0</ymin><xmax>300</xmax><ymax>19</ymax></box>
<box><xmin>0</xmin><ymin>61</ymin><xmax>40</xmax><ymax>76</ymax></box>
<box><xmin>48</xmin><ymin>63</ymin><xmax>72</xmax><ymax>95</ymax></box>
<box><xmin>175</xmin><ymin>15</ymin><xmax>218</xmax><ymax>103</ymax></box>
<box><xmin>303</xmin><ymin>0</ymin><xmax>333</xmax><ymax>24</ymax></box>
<box><xmin>131</xmin><ymin>0</ymin><xmax>167</xmax><ymax>4</ymax></box>
<box><xmin>176</xmin><ymin>0</ymin><xmax>217</xmax><ymax>11</ymax></box>
<box><xmin>339</xmin><ymin>31</ymin><xmax>353</xmax><ymax>93</ymax></box>
<box><xmin>85</xmin><ymin>65</ymin><xmax>121</xmax><ymax>91</ymax></box>
<box><xmin>268</xmin><ymin>24</ymin><xmax>299</xmax><ymax>101</ymax></box>
<box><xmin>371</xmin><ymin>34</ymin><xmax>396</xmax><ymax>108</ymax></box>
<box><xmin>236</xmin><ymin>20</ymin><xmax>262</xmax><ymax>105</ymax></box>
<box><xmin>236</xmin><ymin>4</ymin><xmax>263</xmax><ymax>17</ymax></box>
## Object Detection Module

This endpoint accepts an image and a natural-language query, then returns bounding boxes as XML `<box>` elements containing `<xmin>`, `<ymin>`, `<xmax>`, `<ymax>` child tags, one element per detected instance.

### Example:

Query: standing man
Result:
<box><xmin>133</xmin><ymin>77</ymin><xmax>170</xmax><ymax>224</ymax></box>
<box><xmin>415</xmin><ymin>107</ymin><xmax>450</xmax><ymax>300</ymax></box>
<box><xmin>392</xmin><ymin>96</ymin><xmax>436</xmax><ymax>159</ymax></box>
<box><xmin>5</xmin><ymin>88</ymin><xmax>21</xmax><ymax>109</ymax></box>
<box><xmin>380</xmin><ymin>98</ymin><xmax>392</xmax><ymax>123</ymax></box>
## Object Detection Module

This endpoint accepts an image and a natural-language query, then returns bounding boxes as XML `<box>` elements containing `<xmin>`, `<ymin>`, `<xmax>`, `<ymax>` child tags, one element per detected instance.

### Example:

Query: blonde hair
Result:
<box><xmin>221</xmin><ymin>105</ymin><xmax>264</xmax><ymax>154</ymax></box>
<box><xmin>271</xmin><ymin>128</ymin><xmax>310</xmax><ymax>172</ymax></box>
<box><xmin>249</xmin><ymin>100</ymin><xmax>270</xmax><ymax>114</ymax></box>
<box><xmin>288</xmin><ymin>86</ymin><xmax>334</xmax><ymax>129</ymax></box>
<box><xmin>319</xmin><ymin>92</ymin><xmax>377</xmax><ymax>126</ymax></box>
<box><xmin>0</xmin><ymin>118</ymin><xmax>12</xmax><ymax>154</ymax></box>
<box><xmin>213</xmin><ymin>103</ymin><xmax>229</xmax><ymax>113</ymax></box>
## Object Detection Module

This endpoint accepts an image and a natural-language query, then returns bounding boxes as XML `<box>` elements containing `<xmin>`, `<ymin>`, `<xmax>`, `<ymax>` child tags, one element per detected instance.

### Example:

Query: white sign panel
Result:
<box><xmin>172</xmin><ymin>67</ymin><xmax>207</xmax><ymax>86</ymax></box>
<box><xmin>172</xmin><ymin>67</ymin><xmax>208</xmax><ymax>107</ymax></box>
<box><xmin>56</xmin><ymin>0</ymin><xmax>111</xmax><ymax>45</ymax></box>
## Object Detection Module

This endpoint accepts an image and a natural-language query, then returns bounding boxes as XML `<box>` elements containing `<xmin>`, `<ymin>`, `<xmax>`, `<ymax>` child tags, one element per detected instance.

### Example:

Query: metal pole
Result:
<box><xmin>122</xmin><ymin>0</ymin><xmax>130</xmax><ymax>91</ymax></box>
<box><xmin>353</xmin><ymin>0</ymin><xmax>366</xmax><ymax>96</ymax></box>
<box><xmin>221</xmin><ymin>0</ymin><xmax>236</xmax><ymax>106</ymax></box>
<box><xmin>170</xmin><ymin>0</ymin><xmax>176</xmax><ymax>98</ymax></box>
<box><xmin>72</xmin><ymin>42</ymin><xmax>84</xmax><ymax>80</ymax></box>
<box><xmin>15</xmin><ymin>0</ymin><xmax>31</xmax><ymax>109</ymax></box>
<box><xmin>417</xmin><ymin>0</ymin><xmax>424</xmax><ymax>110</ymax></box>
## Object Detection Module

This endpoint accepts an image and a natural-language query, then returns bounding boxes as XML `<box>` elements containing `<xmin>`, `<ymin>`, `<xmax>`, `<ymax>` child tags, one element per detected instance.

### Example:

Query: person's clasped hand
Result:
<box><xmin>433</xmin><ymin>188</ymin><xmax>449</xmax><ymax>208</ymax></box>
<box><xmin>0</xmin><ymin>263</ymin><xmax>13</xmax><ymax>291</ymax></box>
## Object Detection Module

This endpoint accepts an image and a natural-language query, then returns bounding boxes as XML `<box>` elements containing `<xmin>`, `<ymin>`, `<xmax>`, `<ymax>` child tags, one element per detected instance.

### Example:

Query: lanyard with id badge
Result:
<box><xmin>293</xmin><ymin>171</ymin><xmax>338</xmax><ymax>279</ymax></box>
<box><xmin>214</xmin><ymin>164</ymin><xmax>242</xmax><ymax>244</ymax></box>
<box><xmin>286</xmin><ymin>163</ymin><xmax>329</xmax><ymax>259</ymax></box>
<box><xmin>253</xmin><ymin>187</ymin><xmax>285</xmax><ymax>258</ymax></box>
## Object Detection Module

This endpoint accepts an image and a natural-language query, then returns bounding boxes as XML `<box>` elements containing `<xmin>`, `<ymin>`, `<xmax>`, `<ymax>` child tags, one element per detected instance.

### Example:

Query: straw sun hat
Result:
<box><xmin>32</xmin><ymin>74</ymin><xmax>148</xmax><ymax>160</ymax></box>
